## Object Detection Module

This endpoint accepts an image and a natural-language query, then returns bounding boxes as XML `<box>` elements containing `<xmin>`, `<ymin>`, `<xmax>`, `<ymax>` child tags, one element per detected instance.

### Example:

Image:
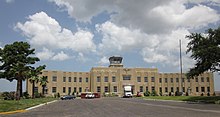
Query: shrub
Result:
<box><xmin>2</xmin><ymin>91</ymin><xmax>15</xmax><ymax>100</ymax></box>
<box><xmin>23</xmin><ymin>92</ymin><xmax>30</xmax><ymax>99</ymax></box>
<box><xmin>169</xmin><ymin>92</ymin><xmax>172</xmax><ymax>96</ymax></box>
<box><xmin>207</xmin><ymin>92</ymin><xmax>210</xmax><ymax>96</ymax></box>
<box><xmin>57</xmin><ymin>93</ymin><xmax>60</xmax><ymax>98</ymax></box>
<box><xmin>159</xmin><ymin>92</ymin><xmax>162</xmax><ymax>96</ymax></box>
<box><xmin>185</xmin><ymin>92</ymin><xmax>189</xmax><ymax>96</ymax></box>
<box><xmin>151</xmin><ymin>91</ymin><xmax>158</xmax><ymax>96</ymax></box>
<box><xmin>144</xmin><ymin>91</ymin><xmax>150</xmax><ymax>96</ymax></box>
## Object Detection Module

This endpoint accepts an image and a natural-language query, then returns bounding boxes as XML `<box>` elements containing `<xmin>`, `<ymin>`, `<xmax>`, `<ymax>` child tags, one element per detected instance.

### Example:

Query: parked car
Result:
<box><xmin>60</xmin><ymin>95</ymin><xmax>76</xmax><ymax>100</ymax></box>
<box><xmin>85</xmin><ymin>93</ymin><xmax>95</xmax><ymax>99</ymax></box>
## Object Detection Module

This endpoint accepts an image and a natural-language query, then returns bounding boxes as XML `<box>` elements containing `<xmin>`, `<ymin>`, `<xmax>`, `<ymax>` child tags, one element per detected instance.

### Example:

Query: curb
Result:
<box><xmin>0</xmin><ymin>100</ymin><xmax>58</xmax><ymax>115</ymax></box>
<box><xmin>143</xmin><ymin>98</ymin><xmax>186</xmax><ymax>103</ymax></box>
<box><xmin>25</xmin><ymin>100</ymin><xmax>58</xmax><ymax>111</ymax></box>
<box><xmin>0</xmin><ymin>110</ymin><xmax>27</xmax><ymax>115</ymax></box>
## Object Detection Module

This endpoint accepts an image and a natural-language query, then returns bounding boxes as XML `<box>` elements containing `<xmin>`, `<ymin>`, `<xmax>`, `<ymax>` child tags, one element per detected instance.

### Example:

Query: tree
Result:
<box><xmin>0</xmin><ymin>41</ymin><xmax>44</xmax><ymax>100</ymax></box>
<box><xmin>186</xmin><ymin>27</ymin><xmax>220</xmax><ymax>78</ymax></box>
<box><xmin>29</xmin><ymin>65</ymin><xmax>46</xmax><ymax>98</ymax></box>
<box><xmin>39</xmin><ymin>76</ymin><xmax>48</xmax><ymax>96</ymax></box>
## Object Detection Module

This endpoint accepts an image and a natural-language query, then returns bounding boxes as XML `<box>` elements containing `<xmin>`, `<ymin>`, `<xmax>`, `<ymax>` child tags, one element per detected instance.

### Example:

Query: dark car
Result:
<box><xmin>60</xmin><ymin>95</ymin><xmax>76</xmax><ymax>100</ymax></box>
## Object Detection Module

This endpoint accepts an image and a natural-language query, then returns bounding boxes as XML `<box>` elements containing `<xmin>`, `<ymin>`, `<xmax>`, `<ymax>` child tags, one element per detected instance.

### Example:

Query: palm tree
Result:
<box><xmin>29</xmin><ymin>75</ymin><xmax>40</xmax><ymax>98</ymax></box>
<box><xmin>39</xmin><ymin>76</ymin><xmax>48</xmax><ymax>96</ymax></box>
<box><xmin>29</xmin><ymin>65</ymin><xmax>46</xmax><ymax>98</ymax></box>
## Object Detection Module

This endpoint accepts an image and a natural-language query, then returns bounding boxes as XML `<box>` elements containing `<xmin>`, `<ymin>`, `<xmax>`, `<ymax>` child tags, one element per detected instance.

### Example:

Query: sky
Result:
<box><xmin>0</xmin><ymin>0</ymin><xmax>220</xmax><ymax>92</ymax></box>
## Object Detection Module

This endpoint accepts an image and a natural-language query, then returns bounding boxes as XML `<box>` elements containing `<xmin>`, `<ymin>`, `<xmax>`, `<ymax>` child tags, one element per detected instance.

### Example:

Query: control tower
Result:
<box><xmin>109</xmin><ymin>56</ymin><xmax>123</xmax><ymax>68</ymax></box>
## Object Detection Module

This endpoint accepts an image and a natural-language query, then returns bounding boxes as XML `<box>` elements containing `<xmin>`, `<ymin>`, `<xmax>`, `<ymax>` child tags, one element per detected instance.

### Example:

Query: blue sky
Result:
<box><xmin>0</xmin><ymin>0</ymin><xmax>220</xmax><ymax>91</ymax></box>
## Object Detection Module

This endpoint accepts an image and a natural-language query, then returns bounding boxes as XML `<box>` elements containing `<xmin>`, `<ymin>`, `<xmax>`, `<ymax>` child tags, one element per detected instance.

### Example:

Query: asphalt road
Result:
<box><xmin>2</xmin><ymin>97</ymin><xmax>220</xmax><ymax>117</ymax></box>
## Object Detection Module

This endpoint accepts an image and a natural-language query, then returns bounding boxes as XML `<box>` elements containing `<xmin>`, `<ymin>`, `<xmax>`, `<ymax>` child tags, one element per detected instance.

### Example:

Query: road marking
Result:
<box><xmin>117</xmin><ymin>100</ymin><xmax>220</xmax><ymax>114</ymax></box>
<box><xmin>0</xmin><ymin>110</ymin><xmax>27</xmax><ymax>115</ymax></box>
<box><xmin>26</xmin><ymin>100</ymin><xmax>58</xmax><ymax>110</ymax></box>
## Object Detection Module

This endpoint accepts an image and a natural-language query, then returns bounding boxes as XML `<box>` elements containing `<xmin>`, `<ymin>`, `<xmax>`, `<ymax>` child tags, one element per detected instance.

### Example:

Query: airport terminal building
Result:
<box><xmin>27</xmin><ymin>56</ymin><xmax>215</xmax><ymax>97</ymax></box>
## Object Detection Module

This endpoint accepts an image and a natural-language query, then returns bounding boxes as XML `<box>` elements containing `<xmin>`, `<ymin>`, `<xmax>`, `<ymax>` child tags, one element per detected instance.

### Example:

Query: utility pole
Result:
<box><xmin>179</xmin><ymin>39</ymin><xmax>183</xmax><ymax>95</ymax></box>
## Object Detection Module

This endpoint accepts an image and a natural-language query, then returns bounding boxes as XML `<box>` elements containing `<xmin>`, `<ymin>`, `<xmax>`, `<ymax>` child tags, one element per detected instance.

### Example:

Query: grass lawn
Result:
<box><xmin>0</xmin><ymin>98</ymin><xmax>57</xmax><ymax>112</ymax></box>
<box><xmin>140</xmin><ymin>96</ymin><xmax>220</xmax><ymax>104</ymax></box>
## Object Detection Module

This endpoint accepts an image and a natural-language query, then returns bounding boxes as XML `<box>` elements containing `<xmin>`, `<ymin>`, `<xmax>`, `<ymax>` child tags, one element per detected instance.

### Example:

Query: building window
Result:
<box><xmin>139</xmin><ymin>86</ymin><xmax>143</xmax><ymax>92</ymax></box>
<box><xmin>151</xmin><ymin>77</ymin><xmax>155</xmax><ymax>82</ymax></box>
<box><xmin>52</xmin><ymin>76</ymin><xmax>57</xmax><ymax>82</ymax></box>
<box><xmin>79</xmin><ymin>87</ymin><xmax>82</xmax><ymax>92</ymax></box>
<box><xmin>68</xmin><ymin>87</ymin><xmax>71</xmax><ymax>94</ymax></box>
<box><xmin>207</xmin><ymin>77</ymin><xmax>210</xmax><ymax>82</ymax></box>
<box><xmin>196</xmin><ymin>87</ymin><xmax>199</xmax><ymax>92</ymax></box>
<box><xmin>207</xmin><ymin>87</ymin><xmax>210</xmax><ymax>92</ymax></box>
<box><xmin>177</xmin><ymin>87</ymin><xmax>180</xmax><ymax>92</ymax></box>
<box><xmin>52</xmin><ymin>87</ymin><xmax>57</xmax><ymax>93</ymax></box>
<box><xmin>151</xmin><ymin>86</ymin><xmax>155</xmax><ymax>92</ymax></box>
<box><xmin>182</xmin><ymin>78</ymin><xmax>185</xmax><ymax>83</ymax></box>
<box><xmin>176</xmin><ymin>78</ymin><xmax>179</xmax><ymax>83</ymax></box>
<box><xmin>171</xmin><ymin>87</ymin><xmax>174</xmax><ymax>92</ymax></box>
<box><xmin>146</xmin><ymin>86</ymin><xmax>148</xmax><ymax>92</ymax></box>
<box><xmin>195</xmin><ymin>77</ymin><xmax>198</xmax><ymax>82</ymax></box>
<box><xmin>86</xmin><ymin>77</ymin><xmax>89</xmax><ymax>82</ymax></box>
<box><xmin>112</xmin><ymin>76</ymin><xmax>116</xmax><ymax>82</ymax></box>
<box><xmin>104</xmin><ymin>76</ymin><xmax>108</xmax><ymax>82</ymax></box>
<box><xmin>159</xmin><ymin>78</ymin><xmax>162</xmax><ymax>83</ymax></box>
<box><xmin>123</xmin><ymin>75</ymin><xmax>131</xmax><ymax>80</ymax></box>
<box><xmin>68</xmin><ymin>77</ymin><xmax>71</xmax><ymax>82</ymax></box>
<box><xmin>63</xmin><ymin>87</ymin><xmax>66</xmax><ymax>93</ymax></box>
<box><xmin>97</xmin><ymin>76</ymin><xmax>101</xmax><ymax>82</ymax></box>
<box><xmin>201</xmin><ymin>87</ymin><xmax>205</xmax><ymax>92</ymax></box>
<box><xmin>183</xmin><ymin>87</ymin><xmax>185</xmax><ymax>92</ymax></box>
<box><xmin>74</xmin><ymin>87</ymin><xmax>77</xmax><ymax>92</ymax></box>
<box><xmin>170</xmin><ymin>78</ymin><xmax>173</xmax><ymax>83</ymax></box>
<box><xmin>165</xmin><ymin>78</ymin><xmax>168</xmax><ymax>83</ymax></box>
<box><xmin>137</xmin><ymin>77</ymin><xmax>141</xmax><ymax>82</ymax></box>
<box><xmin>79</xmin><ymin>77</ymin><xmax>82</xmax><ymax>82</ymax></box>
<box><xmin>187</xmin><ymin>78</ymin><xmax>190</xmax><ymax>82</ymax></box>
<box><xmin>97</xmin><ymin>86</ymin><xmax>101</xmax><ymax>92</ymax></box>
<box><xmin>63</xmin><ymin>77</ymin><xmax>66</xmax><ymax>82</ymax></box>
<box><xmin>104</xmin><ymin>86</ymin><xmax>108</xmax><ymax>92</ymax></box>
<box><xmin>201</xmin><ymin>77</ymin><xmax>204</xmax><ymax>82</ymax></box>
<box><xmin>113</xmin><ymin>86</ymin><xmax>117</xmax><ymax>92</ymax></box>
<box><xmin>165</xmin><ymin>87</ymin><xmax>168</xmax><ymax>92</ymax></box>
<box><xmin>159</xmin><ymin>87</ymin><xmax>162</xmax><ymax>93</ymax></box>
<box><xmin>34</xmin><ymin>87</ymin><xmax>38</xmax><ymax>92</ymax></box>
<box><xmin>74</xmin><ymin>77</ymin><xmax>77</xmax><ymax>82</ymax></box>
<box><xmin>144</xmin><ymin>77</ymin><xmax>148</xmax><ymax>82</ymax></box>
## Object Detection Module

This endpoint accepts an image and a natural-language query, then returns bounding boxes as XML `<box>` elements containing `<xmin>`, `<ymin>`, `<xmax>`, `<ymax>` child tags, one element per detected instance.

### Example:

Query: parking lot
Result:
<box><xmin>2</xmin><ymin>97</ymin><xmax>220</xmax><ymax>117</ymax></box>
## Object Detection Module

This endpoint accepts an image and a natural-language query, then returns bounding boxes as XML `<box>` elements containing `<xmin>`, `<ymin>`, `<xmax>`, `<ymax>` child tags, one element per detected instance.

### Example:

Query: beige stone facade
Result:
<box><xmin>26</xmin><ymin>57</ymin><xmax>215</xmax><ymax>97</ymax></box>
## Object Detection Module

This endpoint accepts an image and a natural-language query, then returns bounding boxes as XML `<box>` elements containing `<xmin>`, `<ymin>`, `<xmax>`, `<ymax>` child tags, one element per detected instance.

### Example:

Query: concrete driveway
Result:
<box><xmin>2</xmin><ymin>97</ymin><xmax>220</xmax><ymax>117</ymax></box>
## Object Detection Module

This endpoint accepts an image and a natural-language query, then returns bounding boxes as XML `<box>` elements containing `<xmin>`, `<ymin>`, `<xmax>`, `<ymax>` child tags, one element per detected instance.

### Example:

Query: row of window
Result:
<box><xmin>96</xmin><ymin>76</ymin><xmax>210</xmax><ymax>83</ymax></box>
<box><xmin>138</xmin><ymin>86</ymin><xmax>210</xmax><ymax>93</ymax></box>
<box><xmin>52</xmin><ymin>76</ymin><xmax>89</xmax><ymax>83</ymax></box>
<box><xmin>96</xmin><ymin>86</ymin><xmax>117</xmax><ymax>93</ymax></box>
<box><xmin>52</xmin><ymin>75</ymin><xmax>210</xmax><ymax>83</ymax></box>
<box><xmin>52</xmin><ymin>86</ymin><xmax>210</xmax><ymax>94</ymax></box>
<box><xmin>52</xmin><ymin>87</ymin><xmax>84</xmax><ymax>93</ymax></box>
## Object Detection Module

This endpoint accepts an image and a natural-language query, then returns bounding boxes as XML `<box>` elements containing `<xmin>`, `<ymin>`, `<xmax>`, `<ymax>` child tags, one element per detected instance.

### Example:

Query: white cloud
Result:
<box><xmin>98</xmin><ymin>56</ymin><xmax>109</xmax><ymax>65</ymax></box>
<box><xmin>15</xmin><ymin>11</ymin><xmax>96</xmax><ymax>61</ymax></box>
<box><xmin>52</xmin><ymin>51</ymin><xmax>70</xmax><ymax>61</ymax></box>
<box><xmin>96</xmin><ymin>21</ymin><xmax>192</xmax><ymax>68</ymax></box>
<box><xmin>5</xmin><ymin>0</ymin><xmax>14</xmax><ymax>3</ymax></box>
<box><xmin>50</xmin><ymin>0</ymin><xmax>220</xmax><ymax>33</ymax></box>
<box><xmin>36</xmin><ymin>48</ymin><xmax>55</xmax><ymax>60</ymax></box>
<box><xmin>45</xmin><ymin>0</ymin><xmax>220</xmax><ymax>69</ymax></box>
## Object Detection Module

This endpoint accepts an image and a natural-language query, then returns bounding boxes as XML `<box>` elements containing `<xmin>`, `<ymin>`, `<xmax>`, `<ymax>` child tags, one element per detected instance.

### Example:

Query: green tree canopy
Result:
<box><xmin>0</xmin><ymin>41</ymin><xmax>45</xmax><ymax>99</ymax></box>
<box><xmin>186</xmin><ymin>27</ymin><xmax>220</xmax><ymax>78</ymax></box>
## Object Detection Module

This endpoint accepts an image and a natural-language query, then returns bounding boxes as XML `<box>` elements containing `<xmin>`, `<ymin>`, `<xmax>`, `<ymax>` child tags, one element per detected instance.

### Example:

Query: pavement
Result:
<box><xmin>1</xmin><ymin>97</ymin><xmax>220</xmax><ymax>117</ymax></box>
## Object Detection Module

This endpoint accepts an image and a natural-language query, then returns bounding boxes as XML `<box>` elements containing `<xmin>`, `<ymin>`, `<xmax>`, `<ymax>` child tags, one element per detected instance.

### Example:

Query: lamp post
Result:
<box><xmin>179</xmin><ymin>39</ymin><xmax>183</xmax><ymax>95</ymax></box>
